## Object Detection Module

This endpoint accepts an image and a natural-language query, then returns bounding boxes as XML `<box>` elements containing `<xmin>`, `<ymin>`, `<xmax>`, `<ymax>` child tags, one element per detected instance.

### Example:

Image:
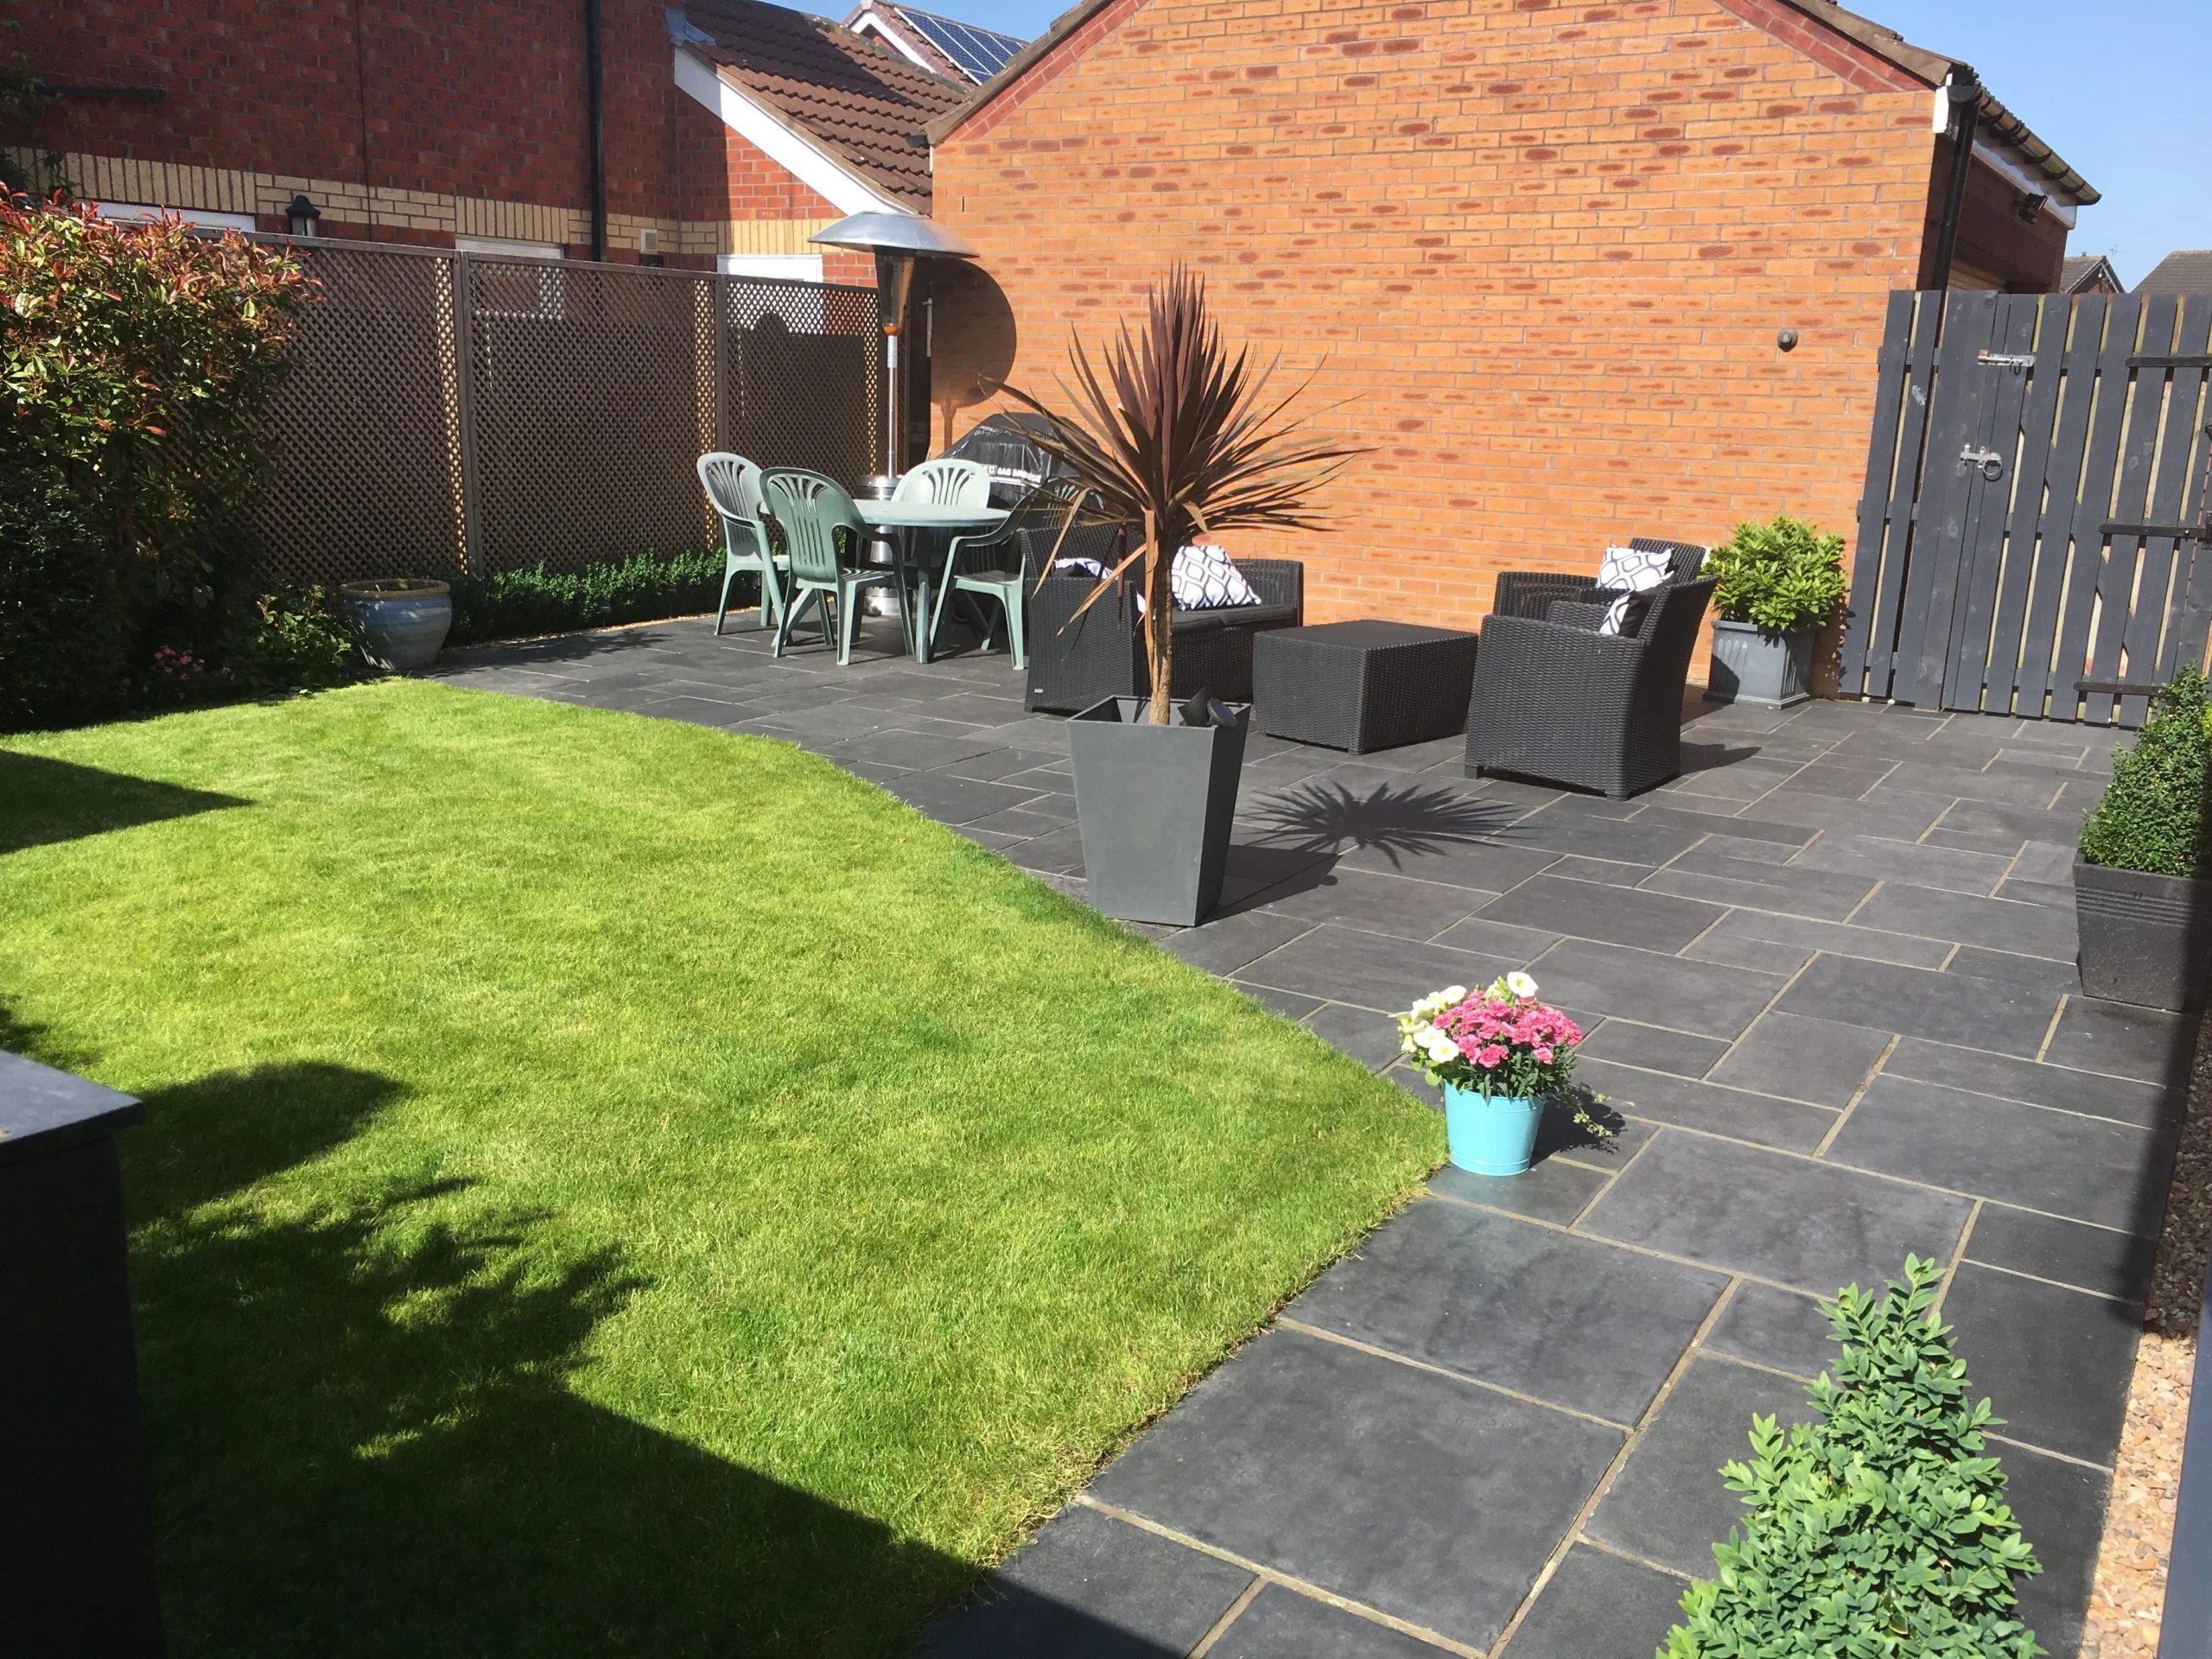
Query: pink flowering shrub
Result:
<box><xmin>1396</xmin><ymin>973</ymin><xmax>1585</xmax><ymax>1099</ymax></box>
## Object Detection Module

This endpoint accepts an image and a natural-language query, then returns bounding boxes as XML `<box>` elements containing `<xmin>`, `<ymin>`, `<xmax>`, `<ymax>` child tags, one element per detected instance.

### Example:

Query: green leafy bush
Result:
<box><xmin>1662</xmin><ymin>1255</ymin><xmax>2042</xmax><ymax>1659</ymax></box>
<box><xmin>448</xmin><ymin>550</ymin><xmax>726</xmax><ymax>646</ymax></box>
<box><xmin>1706</xmin><ymin>514</ymin><xmax>1849</xmax><ymax>633</ymax></box>
<box><xmin>0</xmin><ymin>451</ymin><xmax>130</xmax><ymax>728</ymax></box>
<box><xmin>2077</xmin><ymin>669</ymin><xmax>2212</xmax><ymax>877</ymax></box>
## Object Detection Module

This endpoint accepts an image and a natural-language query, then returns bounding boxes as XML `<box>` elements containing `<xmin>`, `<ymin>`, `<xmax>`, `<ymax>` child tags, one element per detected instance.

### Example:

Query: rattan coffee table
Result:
<box><xmin>1253</xmin><ymin>620</ymin><xmax>1479</xmax><ymax>753</ymax></box>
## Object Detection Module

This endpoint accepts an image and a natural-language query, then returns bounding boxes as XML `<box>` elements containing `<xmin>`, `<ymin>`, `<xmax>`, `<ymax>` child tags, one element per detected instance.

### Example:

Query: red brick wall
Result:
<box><xmin>14</xmin><ymin>0</ymin><xmax>876</xmax><ymax>280</ymax></box>
<box><xmin>931</xmin><ymin>0</ymin><xmax>1944</xmax><ymax>629</ymax></box>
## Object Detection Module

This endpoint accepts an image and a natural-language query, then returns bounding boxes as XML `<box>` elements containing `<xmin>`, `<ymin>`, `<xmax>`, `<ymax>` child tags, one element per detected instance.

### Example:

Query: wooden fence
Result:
<box><xmin>1842</xmin><ymin>289</ymin><xmax>2212</xmax><ymax>726</ymax></box>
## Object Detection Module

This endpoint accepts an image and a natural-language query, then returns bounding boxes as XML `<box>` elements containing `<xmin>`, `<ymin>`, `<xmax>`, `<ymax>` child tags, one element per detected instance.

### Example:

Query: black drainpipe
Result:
<box><xmin>585</xmin><ymin>0</ymin><xmax>607</xmax><ymax>261</ymax></box>
<box><xmin>1927</xmin><ymin>70</ymin><xmax>1981</xmax><ymax>295</ymax></box>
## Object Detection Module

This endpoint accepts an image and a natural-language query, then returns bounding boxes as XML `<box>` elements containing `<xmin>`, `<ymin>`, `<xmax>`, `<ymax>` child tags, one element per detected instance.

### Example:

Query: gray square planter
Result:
<box><xmin>1705</xmin><ymin>618</ymin><xmax>1815</xmax><ymax>709</ymax></box>
<box><xmin>2075</xmin><ymin>852</ymin><xmax>2212</xmax><ymax>1011</ymax></box>
<box><xmin>1067</xmin><ymin>697</ymin><xmax>1249</xmax><ymax>925</ymax></box>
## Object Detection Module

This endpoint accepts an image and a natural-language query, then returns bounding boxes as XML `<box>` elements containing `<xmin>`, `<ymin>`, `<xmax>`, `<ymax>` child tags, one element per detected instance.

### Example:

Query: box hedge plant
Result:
<box><xmin>1662</xmin><ymin>1255</ymin><xmax>2042</xmax><ymax>1659</ymax></box>
<box><xmin>2077</xmin><ymin>666</ymin><xmax>2211</xmax><ymax>878</ymax></box>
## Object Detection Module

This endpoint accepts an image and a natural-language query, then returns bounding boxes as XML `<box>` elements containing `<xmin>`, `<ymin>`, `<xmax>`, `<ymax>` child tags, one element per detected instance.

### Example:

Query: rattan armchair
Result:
<box><xmin>1465</xmin><ymin>576</ymin><xmax>1718</xmax><ymax>798</ymax></box>
<box><xmin>1492</xmin><ymin>537</ymin><xmax>1708</xmax><ymax>634</ymax></box>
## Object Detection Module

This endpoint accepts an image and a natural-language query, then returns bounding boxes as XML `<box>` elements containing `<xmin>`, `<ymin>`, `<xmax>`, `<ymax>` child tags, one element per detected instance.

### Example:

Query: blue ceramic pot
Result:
<box><xmin>1442</xmin><ymin>1084</ymin><xmax>1543</xmax><ymax>1177</ymax></box>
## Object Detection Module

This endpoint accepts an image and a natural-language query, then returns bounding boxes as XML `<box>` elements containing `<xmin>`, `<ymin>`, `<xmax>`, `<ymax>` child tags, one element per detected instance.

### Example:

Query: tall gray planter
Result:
<box><xmin>340</xmin><ymin>579</ymin><xmax>453</xmax><ymax>671</ymax></box>
<box><xmin>2075</xmin><ymin>853</ymin><xmax>2212</xmax><ymax>1011</ymax></box>
<box><xmin>1067</xmin><ymin>697</ymin><xmax>1249</xmax><ymax>925</ymax></box>
<box><xmin>1705</xmin><ymin>618</ymin><xmax>1815</xmax><ymax>709</ymax></box>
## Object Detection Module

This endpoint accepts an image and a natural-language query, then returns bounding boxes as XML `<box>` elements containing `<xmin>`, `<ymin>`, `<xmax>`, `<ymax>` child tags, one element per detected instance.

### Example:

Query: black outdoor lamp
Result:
<box><xmin>284</xmin><ymin>194</ymin><xmax>321</xmax><ymax>238</ymax></box>
<box><xmin>810</xmin><ymin>212</ymin><xmax>981</xmax><ymax>479</ymax></box>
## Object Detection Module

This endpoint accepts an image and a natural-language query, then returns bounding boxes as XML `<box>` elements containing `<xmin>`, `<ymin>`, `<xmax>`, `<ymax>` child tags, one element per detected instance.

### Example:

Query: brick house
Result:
<box><xmin>923</xmin><ymin>0</ymin><xmax>2095</xmax><ymax>629</ymax></box>
<box><xmin>842</xmin><ymin>1</ymin><xmax>1027</xmax><ymax>86</ymax></box>
<box><xmin>7</xmin><ymin>0</ymin><xmax>969</xmax><ymax>284</ymax></box>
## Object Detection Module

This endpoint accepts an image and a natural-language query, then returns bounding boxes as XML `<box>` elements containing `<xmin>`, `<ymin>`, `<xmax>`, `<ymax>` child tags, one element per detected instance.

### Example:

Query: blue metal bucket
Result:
<box><xmin>1442</xmin><ymin>1086</ymin><xmax>1542</xmax><ymax>1177</ymax></box>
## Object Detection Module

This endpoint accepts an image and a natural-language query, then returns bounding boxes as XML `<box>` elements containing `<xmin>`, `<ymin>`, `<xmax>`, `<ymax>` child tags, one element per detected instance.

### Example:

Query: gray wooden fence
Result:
<box><xmin>1842</xmin><ymin>289</ymin><xmax>2212</xmax><ymax>726</ymax></box>
<box><xmin>248</xmin><ymin>242</ymin><xmax>881</xmax><ymax>587</ymax></box>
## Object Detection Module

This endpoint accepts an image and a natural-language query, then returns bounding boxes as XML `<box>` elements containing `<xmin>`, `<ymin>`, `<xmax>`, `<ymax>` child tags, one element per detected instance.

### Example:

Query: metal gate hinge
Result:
<box><xmin>1977</xmin><ymin>351</ymin><xmax>2036</xmax><ymax>372</ymax></box>
<box><xmin>1958</xmin><ymin>445</ymin><xmax>2005</xmax><ymax>480</ymax></box>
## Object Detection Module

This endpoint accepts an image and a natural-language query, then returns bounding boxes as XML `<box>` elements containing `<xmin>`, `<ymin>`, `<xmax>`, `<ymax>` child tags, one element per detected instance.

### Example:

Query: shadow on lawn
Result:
<box><xmin>119</xmin><ymin>1060</ymin><xmax>1139</xmax><ymax>1657</ymax></box>
<box><xmin>0</xmin><ymin>751</ymin><xmax>248</xmax><ymax>856</ymax></box>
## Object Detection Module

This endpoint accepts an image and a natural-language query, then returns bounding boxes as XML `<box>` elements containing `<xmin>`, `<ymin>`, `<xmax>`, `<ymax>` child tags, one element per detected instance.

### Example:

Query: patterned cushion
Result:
<box><xmin>1170</xmin><ymin>544</ymin><xmax>1262</xmax><ymax>610</ymax></box>
<box><xmin>1594</xmin><ymin>543</ymin><xmax>1674</xmax><ymax>636</ymax></box>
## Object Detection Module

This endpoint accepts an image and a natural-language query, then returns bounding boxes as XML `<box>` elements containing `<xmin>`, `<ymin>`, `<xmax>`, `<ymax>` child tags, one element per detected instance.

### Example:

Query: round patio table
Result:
<box><xmin>853</xmin><ymin>499</ymin><xmax>1007</xmax><ymax>664</ymax></box>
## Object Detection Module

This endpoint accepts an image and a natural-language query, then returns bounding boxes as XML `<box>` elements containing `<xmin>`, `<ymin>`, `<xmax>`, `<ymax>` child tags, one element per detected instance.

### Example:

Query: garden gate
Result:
<box><xmin>1840</xmin><ymin>289</ymin><xmax>2212</xmax><ymax>727</ymax></box>
<box><xmin>247</xmin><ymin>241</ymin><xmax>881</xmax><ymax>587</ymax></box>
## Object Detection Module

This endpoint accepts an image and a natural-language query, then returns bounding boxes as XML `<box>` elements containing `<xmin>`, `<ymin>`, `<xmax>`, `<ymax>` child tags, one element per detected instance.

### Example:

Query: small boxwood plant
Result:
<box><xmin>2078</xmin><ymin>666</ymin><xmax>2212</xmax><ymax>877</ymax></box>
<box><xmin>1705</xmin><ymin>514</ymin><xmax>1848</xmax><ymax>634</ymax></box>
<box><xmin>1662</xmin><ymin>1255</ymin><xmax>2043</xmax><ymax>1659</ymax></box>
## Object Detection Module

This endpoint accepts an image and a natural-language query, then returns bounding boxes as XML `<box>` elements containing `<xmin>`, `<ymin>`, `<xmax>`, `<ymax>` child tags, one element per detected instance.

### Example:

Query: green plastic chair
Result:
<box><xmin>893</xmin><ymin>457</ymin><xmax>993</xmax><ymax>509</ymax></box>
<box><xmin>930</xmin><ymin>480</ymin><xmax>1086</xmax><ymax>670</ymax></box>
<box><xmin>696</xmin><ymin>452</ymin><xmax>786</xmax><ymax>634</ymax></box>
<box><xmin>760</xmin><ymin>469</ymin><xmax>899</xmax><ymax>665</ymax></box>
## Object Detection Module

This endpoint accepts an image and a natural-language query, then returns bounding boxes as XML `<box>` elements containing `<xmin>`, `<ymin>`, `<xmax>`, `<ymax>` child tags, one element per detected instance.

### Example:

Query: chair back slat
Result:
<box><xmin>1630</xmin><ymin>537</ymin><xmax>1708</xmax><ymax>582</ymax></box>
<box><xmin>761</xmin><ymin>469</ymin><xmax>864</xmax><ymax>585</ymax></box>
<box><xmin>697</xmin><ymin>453</ymin><xmax>766</xmax><ymax>556</ymax></box>
<box><xmin>1631</xmin><ymin>575</ymin><xmax>1717</xmax><ymax>689</ymax></box>
<box><xmin>894</xmin><ymin>458</ymin><xmax>993</xmax><ymax>509</ymax></box>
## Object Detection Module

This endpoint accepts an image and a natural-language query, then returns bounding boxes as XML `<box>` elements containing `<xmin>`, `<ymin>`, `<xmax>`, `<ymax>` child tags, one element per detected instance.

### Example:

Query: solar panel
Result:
<box><xmin>895</xmin><ymin>5</ymin><xmax>1025</xmax><ymax>82</ymax></box>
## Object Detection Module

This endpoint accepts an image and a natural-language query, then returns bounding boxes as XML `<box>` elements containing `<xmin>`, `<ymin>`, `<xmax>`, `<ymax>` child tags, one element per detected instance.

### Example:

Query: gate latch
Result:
<box><xmin>1977</xmin><ymin>351</ymin><xmax>2037</xmax><ymax>372</ymax></box>
<box><xmin>1958</xmin><ymin>445</ymin><xmax>2005</xmax><ymax>480</ymax></box>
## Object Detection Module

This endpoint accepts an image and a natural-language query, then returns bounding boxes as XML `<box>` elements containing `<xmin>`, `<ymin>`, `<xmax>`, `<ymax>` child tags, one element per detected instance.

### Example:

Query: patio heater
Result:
<box><xmin>810</xmin><ymin>213</ymin><xmax>980</xmax><ymax>480</ymax></box>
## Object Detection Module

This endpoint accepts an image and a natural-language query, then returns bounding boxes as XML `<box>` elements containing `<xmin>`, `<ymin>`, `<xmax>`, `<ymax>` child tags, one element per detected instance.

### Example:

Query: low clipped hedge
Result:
<box><xmin>1664</xmin><ymin>1256</ymin><xmax>2042</xmax><ymax>1659</ymax></box>
<box><xmin>446</xmin><ymin>550</ymin><xmax>733</xmax><ymax>647</ymax></box>
<box><xmin>2079</xmin><ymin>667</ymin><xmax>2212</xmax><ymax>878</ymax></box>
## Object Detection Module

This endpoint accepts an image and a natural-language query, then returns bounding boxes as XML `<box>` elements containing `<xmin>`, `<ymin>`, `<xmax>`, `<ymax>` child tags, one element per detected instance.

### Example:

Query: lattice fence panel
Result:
<box><xmin>251</xmin><ymin>245</ymin><xmax>464</xmax><ymax>583</ymax></box>
<box><xmin>722</xmin><ymin>278</ymin><xmax>880</xmax><ymax>485</ymax></box>
<box><xmin>467</xmin><ymin>257</ymin><xmax>716</xmax><ymax>573</ymax></box>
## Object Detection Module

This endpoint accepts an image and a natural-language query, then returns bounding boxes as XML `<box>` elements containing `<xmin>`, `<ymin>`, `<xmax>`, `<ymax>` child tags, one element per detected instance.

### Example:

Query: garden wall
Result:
<box><xmin>252</xmin><ymin>241</ymin><xmax>882</xmax><ymax>585</ymax></box>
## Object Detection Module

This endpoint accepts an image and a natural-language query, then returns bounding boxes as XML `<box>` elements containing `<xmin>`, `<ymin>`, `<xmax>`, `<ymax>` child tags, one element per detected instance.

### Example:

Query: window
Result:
<box><xmin>93</xmin><ymin>201</ymin><xmax>257</xmax><ymax>232</ymax></box>
<box><xmin>717</xmin><ymin>253</ymin><xmax>824</xmax><ymax>283</ymax></box>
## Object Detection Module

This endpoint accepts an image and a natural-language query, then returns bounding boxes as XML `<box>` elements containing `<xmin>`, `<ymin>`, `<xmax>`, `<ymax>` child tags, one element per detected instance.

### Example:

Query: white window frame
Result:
<box><xmin>93</xmin><ymin>201</ymin><xmax>257</xmax><ymax>232</ymax></box>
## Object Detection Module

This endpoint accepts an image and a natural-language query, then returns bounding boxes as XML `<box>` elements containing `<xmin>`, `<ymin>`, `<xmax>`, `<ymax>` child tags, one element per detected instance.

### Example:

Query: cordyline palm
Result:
<box><xmin>1006</xmin><ymin>265</ymin><xmax>1365</xmax><ymax>725</ymax></box>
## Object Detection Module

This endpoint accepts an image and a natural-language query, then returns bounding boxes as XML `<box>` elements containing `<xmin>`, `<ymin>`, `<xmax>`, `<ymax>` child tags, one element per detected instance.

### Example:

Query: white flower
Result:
<box><xmin>1440</xmin><ymin>985</ymin><xmax>1467</xmax><ymax>1004</ymax></box>
<box><xmin>1506</xmin><ymin>971</ymin><xmax>1538</xmax><ymax>999</ymax></box>
<box><xmin>1423</xmin><ymin>1033</ymin><xmax>1458</xmax><ymax>1064</ymax></box>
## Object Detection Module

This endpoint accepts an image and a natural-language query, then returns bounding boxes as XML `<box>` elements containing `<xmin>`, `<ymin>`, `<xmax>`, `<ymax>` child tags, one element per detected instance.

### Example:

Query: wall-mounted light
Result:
<box><xmin>284</xmin><ymin>194</ymin><xmax>321</xmax><ymax>238</ymax></box>
<box><xmin>1777</xmin><ymin>328</ymin><xmax>1799</xmax><ymax>353</ymax></box>
<box><xmin>2016</xmin><ymin>191</ymin><xmax>2048</xmax><ymax>225</ymax></box>
<box><xmin>637</xmin><ymin>226</ymin><xmax>663</xmax><ymax>267</ymax></box>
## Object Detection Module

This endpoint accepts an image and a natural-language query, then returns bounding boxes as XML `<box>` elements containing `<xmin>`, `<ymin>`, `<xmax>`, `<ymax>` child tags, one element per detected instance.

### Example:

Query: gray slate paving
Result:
<box><xmin>432</xmin><ymin>615</ymin><xmax>2186</xmax><ymax>1659</ymax></box>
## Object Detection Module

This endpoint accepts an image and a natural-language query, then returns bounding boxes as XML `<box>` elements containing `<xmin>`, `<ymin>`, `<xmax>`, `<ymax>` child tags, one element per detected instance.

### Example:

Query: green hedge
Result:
<box><xmin>447</xmin><ymin>550</ymin><xmax>731</xmax><ymax>647</ymax></box>
<box><xmin>0</xmin><ymin>454</ymin><xmax>131</xmax><ymax>729</ymax></box>
<box><xmin>2079</xmin><ymin>668</ymin><xmax>2211</xmax><ymax>877</ymax></box>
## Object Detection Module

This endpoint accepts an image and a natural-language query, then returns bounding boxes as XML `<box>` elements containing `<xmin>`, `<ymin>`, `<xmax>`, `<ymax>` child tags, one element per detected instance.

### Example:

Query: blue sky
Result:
<box><xmin>943</xmin><ymin>0</ymin><xmax>2207</xmax><ymax>286</ymax></box>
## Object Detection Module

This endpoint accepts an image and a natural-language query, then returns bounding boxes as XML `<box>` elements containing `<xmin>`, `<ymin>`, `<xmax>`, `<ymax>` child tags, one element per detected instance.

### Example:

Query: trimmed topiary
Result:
<box><xmin>1662</xmin><ymin>1256</ymin><xmax>2043</xmax><ymax>1659</ymax></box>
<box><xmin>2078</xmin><ymin>666</ymin><xmax>2211</xmax><ymax>878</ymax></box>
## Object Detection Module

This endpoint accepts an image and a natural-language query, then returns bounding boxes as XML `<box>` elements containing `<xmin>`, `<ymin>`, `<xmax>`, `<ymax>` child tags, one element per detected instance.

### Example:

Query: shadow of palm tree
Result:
<box><xmin>119</xmin><ymin>1061</ymin><xmax>995</xmax><ymax>1656</ymax></box>
<box><xmin>1226</xmin><ymin>779</ymin><xmax>1519</xmax><ymax>902</ymax></box>
<box><xmin>0</xmin><ymin>752</ymin><xmax>247</xmax><ymax>856</ymax></box>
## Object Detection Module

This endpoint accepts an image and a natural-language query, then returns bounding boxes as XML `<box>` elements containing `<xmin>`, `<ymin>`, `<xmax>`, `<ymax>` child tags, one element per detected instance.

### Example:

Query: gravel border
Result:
<box><xmin>2079</xmin><ymin>995</ymin><xmax>2212</xmax><ymax>1658</ymax></box>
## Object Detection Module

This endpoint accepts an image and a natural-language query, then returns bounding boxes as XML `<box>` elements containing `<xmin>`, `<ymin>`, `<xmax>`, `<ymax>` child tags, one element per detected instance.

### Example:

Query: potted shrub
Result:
<box><xmin>1395</xmin><ymin>974</ymin><xmax>1605</xmax><ymax>1176</ymax></box>
<box><xmin>1702</xmin><ymin>514</ymin><xmax>1847</xmax><ymax>708</ymax></box>
<box><xmin>2075</xmin><ymin>667</ymin><xmax>2212</xmax><ymax>1010</ymax></box>
<box><xmin>339</xmin><ymin>578</ymin><xmax>454</xmax><ymax>671</ymax></box>
<box><xmin>1008</xmin><ymin>267</ymin><xmax>1360</xmax><ymax>925</ymax></box>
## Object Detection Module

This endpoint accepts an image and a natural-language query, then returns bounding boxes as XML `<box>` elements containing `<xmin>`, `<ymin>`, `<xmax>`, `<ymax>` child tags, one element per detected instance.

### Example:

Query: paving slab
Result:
<box><xmin>1574</xmin><ymin>1058</ymin><xmax>1837</xmax><ymax>1152</ymax></box>
<box><xmin>1526</xmin><ymin>938</ymin><xmax>1785</xmax><ymax>1040</ymax></box>
<box><xmin>1776</xmin><ymin>956</ymin><xmax>2061</xmax><ymax>1057</ymax></box>
<box><xmin>1702</xmin><ymin>1281</ymin><xmax>1839</xmax><ymax>1379</ymax></box>
<box><xmin>1498</xmin><ymin>1543</ymin><xmax>1690</xmax><ymax>1659</ymax></box>
<box><xmin>914</xmin><ymin>1503</ymin><xmax>1252</xmax><ymax>1658</ymax></box>
<box><xmin>1580</xmin><ymin>1130</ymin><xmax>1974</xmax><ymax>1294</ymax></box>
<box><xmin>1088</xmin><ymin>1328</ymin><xmax>1622</xmax><ymax>1649</ymax></box>
<box><xmin>1206</xmin><ymin>1583</ymin><xmax>1442</xmax><ymax>1658</ymax></box>
<box><xmin>1942</xmin><ymin>1263</ymin><xmax>2140</xmax><ymax>1465</ymax></box>
<box><xmin>1707</xmin><ymin>1009</ymin><xmax>1893</xmax><ymax>1107</ymax></box>
<box><xmin>1477</xmin><ymin>875</ymin><xmax>1726</xmax><ymax>955</ymax></box>
<box><xmin>1293</xmin><ymin>1199</ymin><xmax>1726</xmax><ymax>1421</ymax></box>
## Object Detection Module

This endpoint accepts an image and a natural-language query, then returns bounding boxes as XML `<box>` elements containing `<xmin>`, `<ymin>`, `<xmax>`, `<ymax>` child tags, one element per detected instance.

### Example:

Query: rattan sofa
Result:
<box><xmin>1022</xmin><ymin>529</ymin><xmax>1304</xmax><ymax>712</ymax></box>
<box><xmin>1465</xmin><ymin>575</ymin><xmax>1719</xmax><ymax>799</ymax></box>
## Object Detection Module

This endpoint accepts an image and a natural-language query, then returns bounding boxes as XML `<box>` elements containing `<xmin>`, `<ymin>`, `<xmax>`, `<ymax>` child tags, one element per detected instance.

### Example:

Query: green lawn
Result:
<box><xmin>0</xmin><ymin>680</ymin><xmax>1438</xmax><ymax>1657</ymax></box>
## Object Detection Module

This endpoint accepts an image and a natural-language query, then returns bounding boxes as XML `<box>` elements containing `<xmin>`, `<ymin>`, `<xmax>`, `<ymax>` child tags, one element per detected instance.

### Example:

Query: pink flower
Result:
<box><xmin>1534</xmin><ymin>1046</ymin><xmax>1554</xmax><ymax>1064</ymax></box>
<box><xmin>1475</xmin><ymin>1044</ymin><xmax>1507</xmax><ymax>1068</ymax></box>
